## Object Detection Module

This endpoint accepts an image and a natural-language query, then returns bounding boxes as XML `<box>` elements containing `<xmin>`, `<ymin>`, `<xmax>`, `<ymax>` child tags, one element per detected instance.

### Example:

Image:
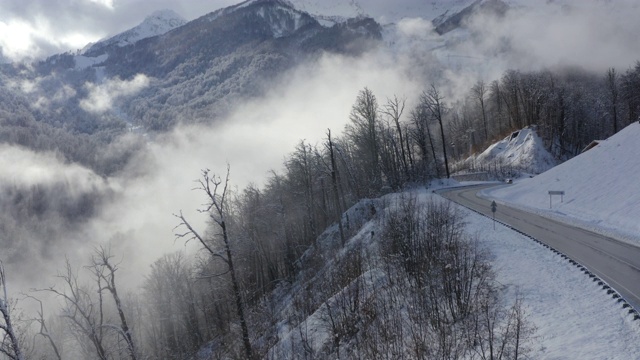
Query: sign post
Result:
<box><xmin>548</xmin><ymin>191</ymin><xmax>565</xmax><ymax>209</ymax></box>
<box><xmin>491</xmin><ymin>200</ymin><xmax>497</xmax><ymax>230</ymax></box>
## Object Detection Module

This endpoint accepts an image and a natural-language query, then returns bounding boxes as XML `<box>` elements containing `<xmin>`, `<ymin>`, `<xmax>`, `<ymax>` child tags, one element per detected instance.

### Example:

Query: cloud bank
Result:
<box><xmin>1</xmin><ymin>48</ymin><xmax>424</xmax><ymax>291</ymax></box>
<box><xmin>80</xmin><ymin>74</ymin><xmax>150</xmax><ymax>113</ymax></box>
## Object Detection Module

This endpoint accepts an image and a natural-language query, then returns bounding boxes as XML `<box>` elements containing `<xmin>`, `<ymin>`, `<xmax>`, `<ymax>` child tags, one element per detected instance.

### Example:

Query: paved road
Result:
<box><xmin>440</xmin><ymin>184</ymin><xmax>640</xmax><ymax>310</ymax></box>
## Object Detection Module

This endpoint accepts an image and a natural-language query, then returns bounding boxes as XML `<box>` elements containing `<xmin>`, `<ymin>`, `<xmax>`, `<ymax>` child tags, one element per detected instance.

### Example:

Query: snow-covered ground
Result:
<box><xmin>457</xmin><ymin>193</ymin><xmax>640</xmax><ymax>358</ymax></box>
<box><xmin>269</xmin><ymin>180</ymin><xmax>640</xmax><ymax>358</ymax></box>
<box><xmin>484</xmin><ymin>122</ymin><xmax>640</xmax><ymax>246</ymax></box>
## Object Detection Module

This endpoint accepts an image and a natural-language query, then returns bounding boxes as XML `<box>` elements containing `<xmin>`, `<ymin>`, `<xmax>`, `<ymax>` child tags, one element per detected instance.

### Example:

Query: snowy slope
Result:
<box><xmin>460</xmin><ymin>200</ymin><xmax>640</xmax><ymax>359</ymax></box>
<box><xmin>267</xmin><ymin>187</ymin><xmax>640</xmax><ymax>358</ymax></box>
<box><xmin>73</xmin><ymin>9</ymin><xmax>186</xmax><ymax>70</ymax></box>
<box><xmin>83</xmin><ymin>9</ymin><xmax>186</xmax><ymax>55</ymax></box>
<box><xmin>485</xmin><ymin>122</ymin><xmax>640</xmax><ymax>243</ymax></box>
<box><xmin>464</xmin><ymin>127</ymin><xmax>557</xmax><ymax>175</ymax></box>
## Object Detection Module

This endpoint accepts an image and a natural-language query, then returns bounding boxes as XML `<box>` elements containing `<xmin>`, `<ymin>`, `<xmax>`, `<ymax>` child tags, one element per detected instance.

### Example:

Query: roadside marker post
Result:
<box><xmin>548</xmin><ymin>190</ymin><xmax>565</xmax><ymax>209</ymax></box>
<box><xmin>491</xmin><ymin>200</ymin><xmax>497</xmax><ymax>230</ymax></box>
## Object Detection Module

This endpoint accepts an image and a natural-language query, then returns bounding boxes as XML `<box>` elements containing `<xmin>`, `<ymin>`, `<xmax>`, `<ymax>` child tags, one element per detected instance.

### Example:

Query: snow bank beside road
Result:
<box><xmin>459</xmin><ymin>202</ymin><xmax>640</xmax><ymax>359</ymax></box>
<box><xmin>485</xmin><ymin>122</ymin><xmax>640</xmax><ymax>245</ymax></box>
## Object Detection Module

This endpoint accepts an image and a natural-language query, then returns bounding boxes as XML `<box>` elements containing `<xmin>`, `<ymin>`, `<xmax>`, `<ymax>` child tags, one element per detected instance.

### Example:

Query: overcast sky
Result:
<box><xmin>0</xmin><ymin>0</ymin><xmax>239</xmax><ymax>61</ymax></box>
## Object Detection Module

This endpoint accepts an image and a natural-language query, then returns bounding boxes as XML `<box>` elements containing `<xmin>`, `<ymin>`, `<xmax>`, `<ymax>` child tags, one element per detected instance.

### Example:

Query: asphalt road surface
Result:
<box><xmin>440</xmin><ymin>184</ymin><xmax>640</xmax><ymax>311</ymax></box>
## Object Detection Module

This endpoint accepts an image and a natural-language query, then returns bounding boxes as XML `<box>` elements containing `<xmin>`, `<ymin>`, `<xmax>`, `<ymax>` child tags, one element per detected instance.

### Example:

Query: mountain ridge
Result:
<box><xmin>83</xmin><ymin>9</ymin><xmax>187</xmax><ymax>57</ymax></box>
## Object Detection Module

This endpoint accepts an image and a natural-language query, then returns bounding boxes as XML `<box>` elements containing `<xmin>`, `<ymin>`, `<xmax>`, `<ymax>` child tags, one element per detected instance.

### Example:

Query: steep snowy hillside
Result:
<box><xmin>485</xmin><ymin>122</ymin><xmax>640</xmax><ymax>243</ymax></box>
<box><xmin>462</xmin><ymin>127</ymin><xmax>557</xmax><ymax>175</ymax></box>
<box><xmin>259</xmin><ymin>188</ymin><xmax>640</xmax><ymax>358</ymax></box>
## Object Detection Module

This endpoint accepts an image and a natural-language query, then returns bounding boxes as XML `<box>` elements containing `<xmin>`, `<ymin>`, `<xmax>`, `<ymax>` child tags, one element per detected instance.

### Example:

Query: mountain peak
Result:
<box><xmin>83</xmin><ymin>8</ymin><xmax>186</xmax><ymax>56</ymax></box>
<box><xmin>207</xmin><ymin>0</ymin><xmax>298</xmax><ymax>20</ymax></box>
<box><xmin>205</xmin><ymin>0</ymin><xmax>317</xmax><ymax>38</ymax></box>
<box><xmin>143</xmin><ymin>9</ymin><xmax>185</xmax><ymax>27</ymax></box>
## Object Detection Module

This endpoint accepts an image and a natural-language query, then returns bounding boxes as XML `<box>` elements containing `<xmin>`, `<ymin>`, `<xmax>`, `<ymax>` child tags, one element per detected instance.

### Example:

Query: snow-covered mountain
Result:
<box><xmin>205</xmin><ymin>0</ymin><xmax>318</xmax><ymax>38</ymax></box>
<box><xmin>0</xmin><ymin>0</ymin><xmax>383</xmax><ymax>165</ymax></box>
<box><xmin>83</xmin><ymin>9</ymin><xmax>187</xmax><ymax>56</ymax></box>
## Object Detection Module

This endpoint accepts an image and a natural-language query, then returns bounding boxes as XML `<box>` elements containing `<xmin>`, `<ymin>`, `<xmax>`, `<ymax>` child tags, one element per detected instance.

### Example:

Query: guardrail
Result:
<box><xmin>440</xmin><ymin>190</ymin><xmax>640</xmax><ymax>321</ymax></box>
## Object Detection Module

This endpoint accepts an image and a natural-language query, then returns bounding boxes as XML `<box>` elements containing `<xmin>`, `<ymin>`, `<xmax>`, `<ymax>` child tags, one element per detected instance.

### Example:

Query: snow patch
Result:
<box><xmin>73</xmin><ymin>54</ymin><xmax>108</xmax><ymax>70</ymax></box>
<box><xmin>467</xmin><ymin>127</ymin><xmax>557</xmax><ymax>175</ymax></box>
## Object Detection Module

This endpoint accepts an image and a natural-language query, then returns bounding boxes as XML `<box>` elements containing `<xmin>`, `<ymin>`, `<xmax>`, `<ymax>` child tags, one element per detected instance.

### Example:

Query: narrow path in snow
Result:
<box><xmin>440</xmin><ymin>184</ymin><xmax>640</xmax><ymax>311</ymax></box>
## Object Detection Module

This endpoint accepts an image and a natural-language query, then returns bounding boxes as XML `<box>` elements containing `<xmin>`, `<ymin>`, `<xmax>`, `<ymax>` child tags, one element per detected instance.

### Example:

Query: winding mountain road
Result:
<box><xmin>440</xmin><ymin>184</ymin><xmax>640</xmax><ymax>310</ymax></box>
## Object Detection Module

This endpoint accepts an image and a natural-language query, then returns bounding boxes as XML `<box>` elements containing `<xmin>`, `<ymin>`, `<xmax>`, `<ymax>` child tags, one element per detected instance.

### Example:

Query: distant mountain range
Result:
<box><xmin>0</xmin><ymin>0</ymin><xmax>504</xmax><ymax>176</ymax></box>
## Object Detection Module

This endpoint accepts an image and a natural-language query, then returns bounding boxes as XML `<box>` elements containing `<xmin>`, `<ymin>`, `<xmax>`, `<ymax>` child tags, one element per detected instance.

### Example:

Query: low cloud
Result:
<box><xmin>82</xmin><ymin>50</ymin><xmax>425</xmax><ymax>288</ymax></box>
<box><xmin>80</xmin><ymin>74</ymin><xmax>150</xmax><ymax>113</ymax></box>
<box><xmin>446</xmin><ymin>0</ymin><xmax>640</xmax><ymax>75</ymax></box>
<box><xmin>0</xmin><ymin>47</ymin><xmax>427</xmax><ymax>292</ymax></box>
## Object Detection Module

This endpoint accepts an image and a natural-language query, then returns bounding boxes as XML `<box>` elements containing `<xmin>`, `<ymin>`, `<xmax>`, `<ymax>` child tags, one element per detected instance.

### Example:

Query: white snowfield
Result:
<box><xmin>458</xmin><ymin>194</ymin><xmax>640</xmax><ymax>359</ymax></box>
<box><xmin>485</xmin><ymin>121</ymin><xmax>640</xmax><ymax>245</ymax></box>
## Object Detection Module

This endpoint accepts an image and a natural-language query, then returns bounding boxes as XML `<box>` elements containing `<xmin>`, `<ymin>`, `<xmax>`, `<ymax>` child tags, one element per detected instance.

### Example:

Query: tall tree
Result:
<box><xmin>471</xmin><ymin>80</ymin><xmax>489</xmax><ymax>142</ymax></box>
<box><xmin>43</xmin><ymin>259</ymin><xmax>108</xmax><ymax>360</ymax></box>
<box><xmin>622</xmin><ymin>61</ymin><xmax>640</xmax><ymax>124</ymax></box>
<box><xmin>90</xmin><ymin>247</ymin><xmax>137</xmax><ymax>360</ymax></box>
<box><xmin>0</xmin><ymin>261</ymin><xmax>23</xmax><ymax>360</ymax></box>
<box><xmin>382</xmin><ymin>95</ymin><xmax>409</xmax><ymax>182</ymax></box>
<box><xmin>327</xmin><ymin>129</ymin><xmax>346</xmax><ymax>246</ymax></box>
<box><xmin>607</xmin><ymin>67</ymin><xmax>619</xmax><ymax>134</ymax></box>
<box><xmin>422</xmin><ymin>85</ymin><xmax>451</xmax><ymax>179</ymax></box>
<box><xmin>410</xmin><ymin>103</ymin><xmax>440</xmax><ymax>180</ymax></box>
<box><xmin>175</xmin><ymin>167</ymin><xmax>253</xmax><ymax>359</ymax></box>
<box><xmin>346</xmin><ymin>87</ymin><xmax>382</xmax><ymax>195</ymax></box>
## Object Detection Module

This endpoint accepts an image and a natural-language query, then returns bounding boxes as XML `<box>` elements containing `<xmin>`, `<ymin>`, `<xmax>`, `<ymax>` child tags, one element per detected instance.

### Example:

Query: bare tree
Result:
<box><xmin>0</xmin><ymin>260</ymin><xmax>23</xmax><ymax>360</ymax></box>
<box><xmin>606</xmin><ymin>67</ymin><xmax>619</xmax><ymax>134</ymax></box>
<box><xmin>410</xmin><ymin>103</ymin><xmax>440</xmax><ymax>180</ymax></box>
<box><xmin>23</xmin><ymin>295</ymin><xmax>62</xmax><ymax>360</ymax></box>
<box><xmin>326</xmin><ymin>129</ymin><xmax>346</xmax><ymax>246</ymax></box>
<box><xmin>89</xmin><ymin>246</ymin><xmax>137</xmax><ymax>360</ymax></box>
<box><xmin>422</xmin><ymin>84</ymin><xmax>451</xmax><ymax>178</ymax></box>
<box><xmin>143</xmin><ymin>252</ymin><xmax>203</xmax><ymax>358</ymax></box>
<box><xmin>174</xmin><ymin>167</ymin><xmax>253</xmax><ymax>360</ymax></box>
<box><xmin>382</xmin><ymin>95</ymin><xmax>409</xmax><ymax>181</ymax></box>
<box><xmin>345</xmin><ymin>87</ymin><xmax>382</xmax><ymax>195</ymax></box>
<box><xmin>40</xmin><ymin>258</ymin><xmax>108</xmax><ymax>360</ymax></box>
<box><xmin>472</xmin><ymin>80</ymin><xmax>489</xmax><ymax>142</ymax></box>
